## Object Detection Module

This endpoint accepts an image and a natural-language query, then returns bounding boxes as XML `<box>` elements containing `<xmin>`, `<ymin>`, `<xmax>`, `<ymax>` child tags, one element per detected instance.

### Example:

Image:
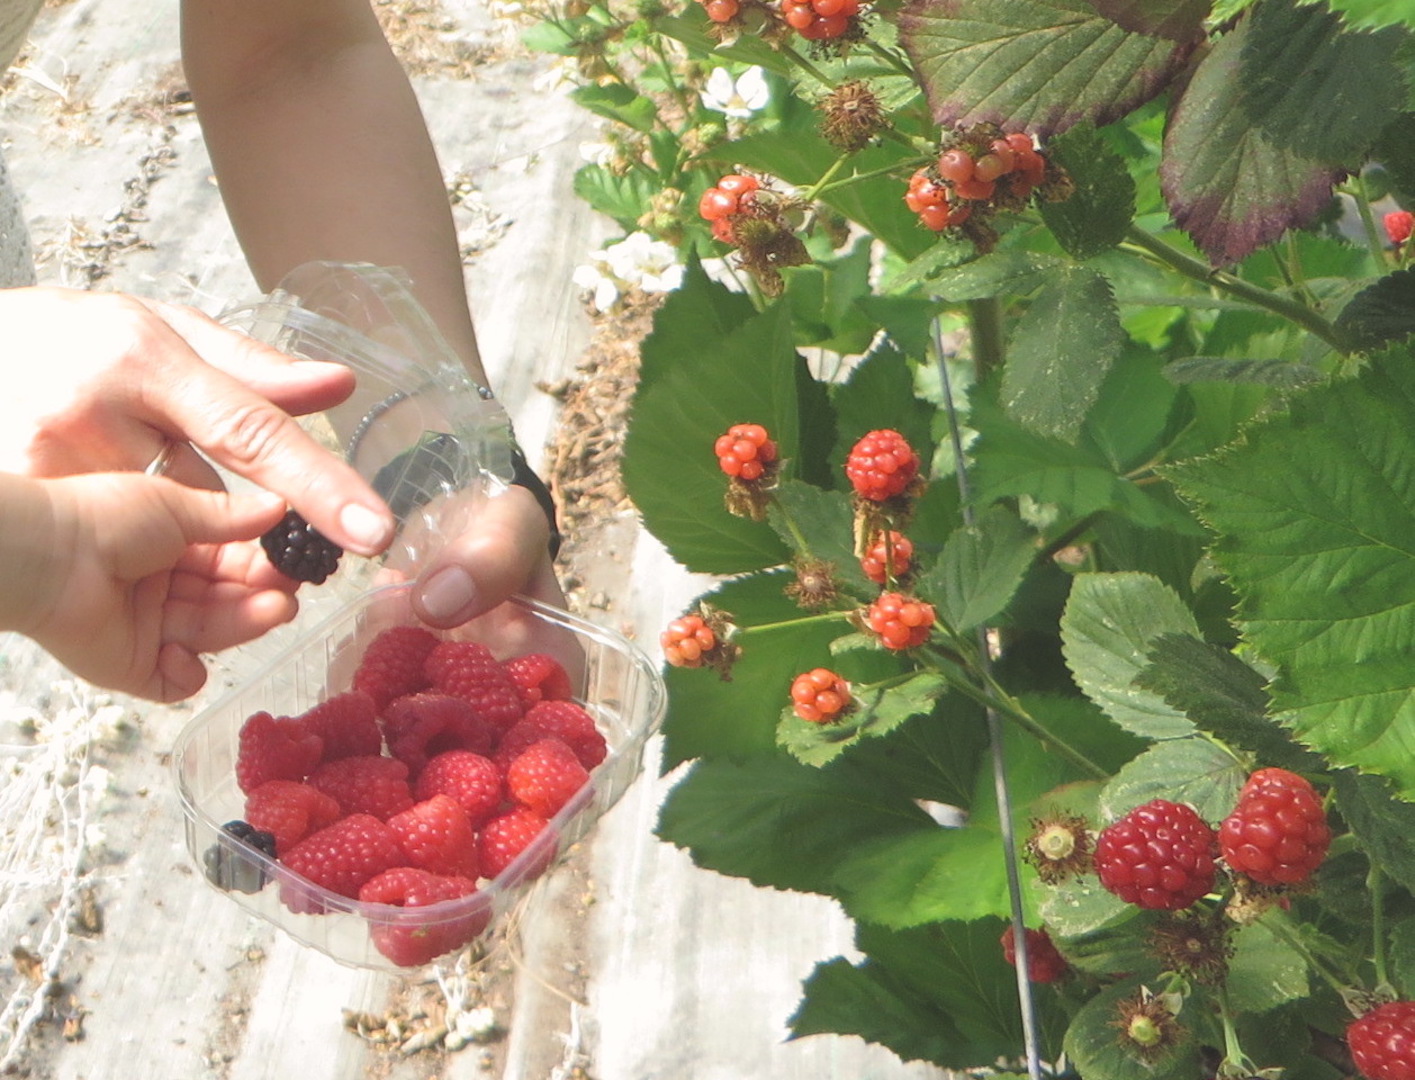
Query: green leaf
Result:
<box><xmin>1038</xmin><ymin>124</ymin><xmax>1137</xmax><ymax>259</ymax></box>
<box><xmin>1060</xmin><ymin>572</ymin><xmax>1201</xmax><ymax>739</ymax></box>
<box><xmin>768</xmin><ymin>479</ymin><xmax>872</xmax><ymax>596</ymax></box>
<box><xmin>857</xmin><ymin>295</ymin><xmax>950</xmax><ymax>360</ymax></box>
<box><xmin>1088</xmin><ymin>0</ymin><xmax>1210</xmax><ymax>39</ymax></box>
<box><xmin>897</xmin><ymin>0</ymin><xmax>1192</xmax><ymax>138</ymax></box>
<box><xmin>926</xmin><ymin>249</ymin><xmax>1065</xmax><ymax>301</ymax></box>
<box><xmin>1039</xmin><ymin>872</ymin><xmax>1135</xmax><ymax>936</ymax></box>
<box><xmin>879</xmin><ymin>234</ymin><xmax>978</xmax><ymax>293</ymax></box>
<box><xmin>636</xmin><ymin>256</ymin><xmax>757</xmax><ymax>392</ymax></box>
<box><xmin>1159</xmin><ymin>9</ymin><xmax>1342</xmax><ymax>266</ymax></box>
<box><xmin>570</xmin><ymin>83</ymin><xmax>659</xmax><ymax>134</ymax></box>
<box><xmin>1388</xmin><ymin>914</ymin><xmax>1415</xmax><ymax>996</ymax></box>
<box><xmin>1334</xmin><ymin>267</ymin><xmax>1415</xmax><ymax>352</ymax></box>
<box><xmin>1241</xmin><ymin>0</ymin><xmax>1407</xmax><ymax>166</ymax></box>
<box><xmin>922</xmin><ymin>504</ymin><xmax>1038</xmax><ymax>633</ymax></box>
<box><xmin>783</xmin><ymin>236</ymin><xmax>878</xmax><ymax>353</ymax></box>
<box><xmin>651</xmin><ymin>12</ymin><xmax>794</xmax><ymax>72</ymax></box>
<box><xmin>1135</xmin><ymin>633</ymin><xmax>1322</xmax><ymax>772</ymax></box>
<box><xmin>1002</xmin><ymin>266</ymin><xmax>1127</xmax><ymax>442</ymax></box>
<box><xmin>658</xmin><ymin>573</ymin><xmax>859</xmax><ymax>768</ymax></box>
<box><xmin>1063</xmin><ymin>979</ymin><xmax>1202</xmax><ymax>1079</ymax></box>
<box><xmin>1099</xmin><ymin>736</ymin><xmax>1247</xmax><ymax>822</ymax></box>
<box><xmin>622</xmin><ymin>296</ymin><xmax>799</xmax><ymax>574</ymax></box>
<box><xmin>1166</xmin><ymin>346</ymin><xmax>1415</xmax><ymax>795</ymax></box>
<box><xmin>572</xmin><ymin>164</ymin><xmax>662</xmax><ymax>231</ymax></box>
<box><xmin>830</xmin><ymin>343</ymin><xmax>938</xmax><ymax>480</ymax></box>
<box><xmin>1305</xmin><ymin>0</ymin><xmax>1415</xmax><ymax>32</ymax></box>
<box><xmin>1331</xmin><ymin>767</ymin><xmax>1415</xmax><ymax>896</ymax></box>
<box><xmin>777</xmin><ymin>673</ymin><xmax>949</xmax><ymax>766</ymax></box>
<box><xmin>1225</xmin><ymin>919</ymin><xmax>1311</xmax><ymax>1015</ymax></box>
<box><xmin>1162</xmin><ymin>356</ymin><xmax>1326</xmax><ymax>389</ymax></box>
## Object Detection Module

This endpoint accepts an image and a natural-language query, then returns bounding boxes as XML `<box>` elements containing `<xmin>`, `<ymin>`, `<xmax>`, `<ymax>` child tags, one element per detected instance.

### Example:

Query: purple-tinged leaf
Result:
<box><xmin>1160</xmin><ymin>12</ymin><xmax>1342</xmax><ymax>267</ymax></box>
<box><xmin>1087</xmin><ymin>0</ymin><xmax>1210</xmax><ymax>41</ymax></box>
<box><xmin>897</xmin><ymin>0</ymin><xmax>1195</xmax><ymax>138</ymax></box>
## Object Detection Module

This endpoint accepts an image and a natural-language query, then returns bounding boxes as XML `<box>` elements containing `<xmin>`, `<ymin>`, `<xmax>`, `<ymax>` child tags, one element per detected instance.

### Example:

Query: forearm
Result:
<box><xmin>181</xmin><ymin>0</ymin><xmax>485</xmax><ymax>383</ymax></box>
<box><xmin>0</xmin><ymin>472</ymin><xmax>60</xmax><ymax>635</ymax></box>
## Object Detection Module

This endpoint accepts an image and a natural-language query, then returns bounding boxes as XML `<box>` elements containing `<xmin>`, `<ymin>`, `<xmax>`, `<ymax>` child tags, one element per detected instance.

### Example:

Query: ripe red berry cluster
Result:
<box><xmin>1000</xmin><ymin>925</ymin><xmax>1068</xmax><ymax>984</ymax></box>
<box><xmin>867</xmin><ymin>590</ymin><xmax>935</xmax><ymax>650</ymax></box>
<box><xmin>790</xmin><ymin>667</ymin><xmax>851</xmax><ymax>723</ymax></box>
<box><xmin>904</xmin><ymin>169</ymin><xmax>971</xmax><ymax>233</ymax></box>
<box><xmin>700</xmin><ymin>0</ymin><xmax>739</xmax><ymax>21</ymax></box>
<box><xmin>225</xmin><ymin>624</ymin><xmax>607</xmax><ymax>966</ymax></box>
<box><xmin>780</xmin><ymin>0</ymin><xmax>859</xmax><ymax>40</ymax></box>
<box><xmin>938</xmin><ymin>133</ymin><xmax>1046</xmax><ymax>202</ymax></box>
<box><xmin>846</xmin><ymin>429</ymin><xmax>920</xmax><ymax>502</ymax></box>
<box><xmin>715</xmin><ymin>422</ymin><xmax>778</xmax><ymax>482</ymax></box>
<box><xmin>661</xmin><ymin>613</ymin><xmax>719</xmax><ymax>668</ymax></box>
<box><xmin>1348</xmin><ymin>1000</ymin><xmax>1415</xmax><ymax>1080</ymax></box>
<box><xmin>860</xmin><ymin>530</ymin><xmax>912</xmax><ymax>585</ymax></box>
<box><xmin>1094</xmin><ymin>799</ymin><xmax>1218</xmax><ymax>911</ymax></box>
<box><xmin>698</xmin><ymin>174</ymin><xmax>760</xmax><ymax>244</ymax></box>
<box><xmin>1385</xmin><ymin>209</ymin><xmax>1414</xmax><ymax>247</ymax></box>
<box><xmin>1218</xmin><ymin>767</ymin><xmax>1331</xmax><ymax>886</ymax></box>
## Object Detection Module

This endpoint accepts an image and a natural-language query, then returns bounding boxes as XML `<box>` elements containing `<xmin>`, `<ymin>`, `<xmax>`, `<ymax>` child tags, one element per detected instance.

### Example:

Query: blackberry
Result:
<box><xmin>260</xmin><ymin>509</ymin><xmax>343</xmax><ymax>584</ymax></box>
<box><xmin>202</xmin><ymin>820</ymin><xmax>278</xmax><ymax>894</ymax></box>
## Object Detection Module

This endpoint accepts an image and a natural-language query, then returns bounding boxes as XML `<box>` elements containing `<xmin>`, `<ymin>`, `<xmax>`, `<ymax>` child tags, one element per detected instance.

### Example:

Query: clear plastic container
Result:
<box><xmin>173</xmin><ymin>582</ymin><xmax>666</xmax><ymax>970</ymax></box>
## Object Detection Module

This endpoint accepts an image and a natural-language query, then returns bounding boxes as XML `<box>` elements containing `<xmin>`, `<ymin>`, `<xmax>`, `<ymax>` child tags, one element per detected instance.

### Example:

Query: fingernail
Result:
<box><xmin>419</xmin><ymin>566</ymin><xmax>477</xmax><ymax>623</ymax></box>
<box><xmin>340</xmin><ymin>502</ymin><xmax>394</xmax><ymax>553</ymax></box>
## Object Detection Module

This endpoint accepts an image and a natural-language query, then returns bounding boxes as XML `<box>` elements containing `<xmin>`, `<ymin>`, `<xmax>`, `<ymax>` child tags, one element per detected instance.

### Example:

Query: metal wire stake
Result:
<box><xmin>932</xmin><ymin>317</ymin><xmax>1044</xmax><ymax>1080</ymax></box>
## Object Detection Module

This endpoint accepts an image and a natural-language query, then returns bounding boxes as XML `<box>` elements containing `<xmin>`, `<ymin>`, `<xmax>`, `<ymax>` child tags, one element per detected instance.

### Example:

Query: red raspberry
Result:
<box><xmin>845</xmin><ymin>429</ymin><xmax>921</xmax><ymax>502</ymax></box>
<box><xmin>781</xmin><ymin>0</ymin><xmax>856</xmax><ymax>38</ymax></box>
<box><xmin>1095</xmin><ymin>799</ymin><xmax>1218</xmax><ymax>911</ymax></box>
<box><xmin>415</xmin><ymin>750</ymin><xmax>504</xmax><ymax>827</ymax></box>
<box><xmin>1348</xmin><ymin>1000</ymin><xmax>1415</xmax><ymax>1080</ymax></box>
<box><xmin>352</xmin><ymin>625</ymin><xmax>438</xmax><ymax>709</ymax></box>
<box><xmin>307</xmin><ymin>755</ymin><xmax>415</xmax><ymax>820</ymax></box>
<box><xmin>714</xmin><ymin>423</ymin><xmax>778</xmax><ymax>482</ymax></box>
<box><xmin>860</xmin><ymin>530</ymin><xmax>913</xmax><ymax>585</ymax></box>
<box><xmin>297</xmin><ymin>691</ymin><xmax>383</xmax><ymax>762</ymax></box>
<box><xmin>244</xmin><ymin>780</ymin><xmax>343</xmax><ymax>855</ymax></box>
<box><xmin>387</xmin><ymin>794</ymin><xmax>480</xmax><ymax>879</ymax></box>
<box><xmin>1385</xmin><ymin>210</ymin><xmax>1414</xmax><ymax>246</ymax></box>
<box><xmin>517</xmin><ymin>700</ymin><xmax>608</xmax><ymax>769</ymax></box>
<box><xmin>1218</xmin><ymin>767</ymin><xmax>1331</xmax><ymax>886</ymax></box>
<box><xmin>506</xmin><ymin>738</ymin><xmax>591</xmax><ymax>818</ymax></box>
<box><xmin>790</xmin><ymin>668</ymin><xmax>852</xmax><ymax>723</ymax></box>
<box><xmin>866</xmin><ymin>591</ymin><xmax>935</xmax><ymax>650</ymax></box>
<box><xmin>703</xmin><ymin>0</ymin><xmax>740</xmax><ymax>21</ymax></box>
<box><xmin>501</xmin><ymin>652</ymin><xmax>574</xmax><ymax>709</ymax></box>
<box><xmin>383</xmin><ymin>692</ymin><xmax>494</xmax><ymax>774</ymax></box>
<box><xmin>235</xmin><ymin>711</ymin><xmax>324</xmax><ymax>795</ymax></box>
<box><xmin>1000</xmin><ymin>925</ymin><xmax>1068</xmax><ymax>984</ymax></box>
<box><xmin>358</xmin><ymin>867</ymin><xmax>487</xmax><ymax>967</ymax></box>
<box><xmin>661</xmin><ymin>614</ymin><xmax>717</xmax><ymax>668</ymax></box>
<box><xmin>479</xmin><ymin>807</ymin><xmax>555</xmax><ymax>881</ymax></box>
<box><xmin>281</xmin><ymin>813</ymin><xmax>406</xmax><ymax>910</ymax></box>
<box><xmin>424</xmin><ymin>641</ymin><xmax>525</xmax><ymax>736</ymax></box>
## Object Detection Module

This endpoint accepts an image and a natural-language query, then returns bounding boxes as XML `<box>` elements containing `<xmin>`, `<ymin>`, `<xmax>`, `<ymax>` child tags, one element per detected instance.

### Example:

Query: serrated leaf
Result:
<box><xmin>1306</xmin><ymin>0</ymin><xmax>1415</xmax><ymax>31</ymax></box>
<box><xmin>777</xmin><ymin>673</ymin><xmax>949</xmax><ymax>766</ymax></box>
<box><xmin>927</xmin><ymin>249</ymin><xmax>1066</xmax><ymax>301</ymax></box>
<box><xmin>1166</xmin><ymin>347</ymin><xmax>1415</xmax><ymax>795</ymax></box>
<box><xmin>921</xmin><ymin>504</ymin><xmax>1038</xmax><ymax>632</ymax></box>
<box><xmin>768</xmin><ymin>479</ymin><xmax>873</xmax><ymax>597</ymax></box>
<box><xmin>1331</xmin><ymin>768</ymin><xmax>1415</xmax><ymax>896</ymax></box>
<box><xmin>1334</xmin><ymin>267</ymin><xmax>1415</xmax><ymax>352</ymax></box>
<box><xmin>1039</xmin><ymin>873</ymin><xmax>1135</xmax><ymax>936</ymax></box>
<box><xmin>1388</xmin><ymin>915</ymin><xmax>1415</xmax><ymax>996</ymax></box>
<box><xmin>879</xmin><ymin>234</ymin><xmax>978</xmax><ymax>293</ymax></box>
<box><xmin>1060</xmin><ymin>572</ymin><xmax>1201</xmax><ymax>739</ymax></box>
<box><xmin>1162</xmin><ymin>356</ymin><xmax>1326</xmax><ymax>389</ymax></box>
<box><xmin>1038</xmin><ymin>124</ymin><xmax>1136</xmax><ymax>259</ymax></box>
<box><xmin>1063</xmin><ymin>979</ymin><xmax>1202</xmax><ymax>1079</ymax></box>
<box><xmin>1226</xmin><ymin>919</ymin><xmax>1310</xmax><ymax>1014</ymax></box>
<box><xmin>897</xmin><ymin>0</ymin><xmax>1193</xmax><ymax>137</ymax></box>
<box><xmin>1002</xmin><ymin>266</ymin><xmax>1127</xmax><ymax>442</ymax></box>
<box><xmin>1088</xmin><ymin>0</ymin><xmax>1210</xmax><ymax>39</ymax></box>
<box><xmin>1098</xmin><ymin>736</ymin><xmax>1246</xmax><ymax>822</ymax></box>
<box><xmin>1240</xmin><ymin>0</ymin><xmax>1407</xmax><ymax>167</ymax></box>
<box><xmin>1159</xmin><ymin>11</ymin><xmax>1342</xmax><ymax>266</ymax></box>
<box><xmin>572</xmin><ymin>164</ymin><xmax>662</xmax><ymax>231</ymax></box>
<box><xmin>570</xmin><ymin>83</ymin><xmax>659</xmax><ymax>133</ymax></box>
<box><xmin>1135</xmin><ymin>633</ymin><xmax>1322</xmax><ymax>772</ymax></box>
<box><xmin>857</xmin><ymin>295</ymin><xmax>950</xmax><ymax>360</ymax></box>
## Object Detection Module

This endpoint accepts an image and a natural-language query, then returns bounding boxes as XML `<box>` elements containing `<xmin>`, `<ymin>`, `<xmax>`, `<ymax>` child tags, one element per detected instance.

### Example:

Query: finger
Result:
<box><xmin>156</xmin><ymin>482</ymin><xmax>289</xmax><ymax>547</ymax></box>
<box><xmin>411</xmin><ymin>486</ymin><xmax>557</xmax><ymax>628</ymax></box>
<box><xmin>136</xmin><ymin>298</ymin><xmax>359</xmax><ymax>416</ymax></box>
<box><xmin>163</xmin><ymin>586</ymin><xmax>300</xmax><ymax>658</ymax></box>
<box><xmin>140</xmin><ymin>436</ymin><xmax>226</xmax><ymax>492</ymax></box>
<box><xmin>170</xmin><ymin>540</ymin><xmax>303</xmax><ymax>597</ymax></box>
<box><xmin>151</xmin><ymin>641</ymin><xmax>210</xmax><ymax>703</ymax></box>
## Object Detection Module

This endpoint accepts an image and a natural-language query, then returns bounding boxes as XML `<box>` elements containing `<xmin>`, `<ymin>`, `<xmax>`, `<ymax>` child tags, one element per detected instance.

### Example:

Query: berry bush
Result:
<box><xmin>524</xmin><ymin>0</ymin><xmax>1415</xmax><ymax>1073</ymax></box>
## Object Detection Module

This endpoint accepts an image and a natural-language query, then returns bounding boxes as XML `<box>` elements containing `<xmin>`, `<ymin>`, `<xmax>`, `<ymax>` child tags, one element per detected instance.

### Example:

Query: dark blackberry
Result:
<box><xmin>202</xmin><ymin>820</ymin><xmax>278</xmax><ymax>894</ymax></box>
<box><xmin>260</xmin><ymin>509</ymin><xmax>343</xmax><ymax>585</ymax></box>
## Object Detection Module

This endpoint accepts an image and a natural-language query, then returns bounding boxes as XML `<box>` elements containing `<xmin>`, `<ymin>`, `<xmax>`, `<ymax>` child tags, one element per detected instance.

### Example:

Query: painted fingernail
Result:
<box><xmin>419</xmin><ymin>566</ymin><xmax>477</xmax><ymax>623</ymax></box>
<box><xmin>339</xmin><ymin>502</ymin><xmax>394</xmax><ymax>553</ymax></box>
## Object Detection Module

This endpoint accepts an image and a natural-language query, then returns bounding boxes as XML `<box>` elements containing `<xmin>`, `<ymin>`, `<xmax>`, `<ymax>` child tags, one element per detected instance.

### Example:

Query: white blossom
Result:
<box><xmin>700</xmin><ymin>66</ymin><xmax>769</xmax><ymax>119</ymax></box>
<box><xmin>573</xmin><ymin>232</ymin><xmax>685</xmax><ymax>312</ymax></box>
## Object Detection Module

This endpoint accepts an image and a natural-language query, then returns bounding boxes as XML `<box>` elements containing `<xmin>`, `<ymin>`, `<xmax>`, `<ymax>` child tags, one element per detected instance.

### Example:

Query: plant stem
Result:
<box><xmin>781</xmin><ymin>44</ymin><xmax>834</xmax><ymax>87</ymax></box>
<box><xmin>1122</xmin><ymin>225</ymin><xmax>1351</xmax><ymax>355</ymax></box>
<box><xmin>814</xmin><ymin>158</ymin><xmax>925</xmax><ymax>197</ymax></box>
<box><xmin>1350</xmin><ymin>173</ymin><xmax>1389</xmax><ymax>267</ymax></box>
<box><xmin>1215</xmin><ymin>985</ymin><xmax>1255</xmax><ymax>1077</ymax></box>
<box><xmin>862</xmin><ymin>39</ymin><xmax>914</xmax><ymax>77</ymax></box>
<box><xmin>1261</xmin><ymin>912</ymin><xmax>1350</xmax><ymax>996</ymax></box>
<box><xmin>735</xmin><ymin>610</ymin><xmax>853</xmax><ymax>636</ymax></box>
<box><xmin>802</xmin><ymin>155</ymin><xmax>850</xmax><ymax>203</ymax></box>
<box><xmin>966</xmin><ymin>297</ymin><xmax>1006</xmax><ymax>380</ymax></box>
<box><xmin>1370</xmin><ymin>864</ymin><xmax>1390</xmax><ymax>988</ymax></box>
<box><xmin>650</xmin><ymin>35</ymin><xmax>695</xmax><ymax>127</ymax></box>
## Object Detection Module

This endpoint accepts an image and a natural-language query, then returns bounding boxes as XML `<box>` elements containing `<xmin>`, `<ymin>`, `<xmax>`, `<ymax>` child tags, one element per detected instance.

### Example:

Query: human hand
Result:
<box><xmin>0</xmin><ymin>286</ymin><xmax>395</xmax><ymax>557</ymax></box>
<box><xmin>0</xmin><ymin>471</ymin><xmax>300</xmax><ymax>702</ymax></box>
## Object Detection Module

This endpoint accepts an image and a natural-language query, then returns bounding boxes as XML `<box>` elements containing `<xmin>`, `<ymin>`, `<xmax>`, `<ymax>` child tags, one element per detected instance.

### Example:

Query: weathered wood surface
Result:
<box><xmin>0</xmin><ymin>2</ymin><xmax>951</xmax><ymax>1077</ymax></box>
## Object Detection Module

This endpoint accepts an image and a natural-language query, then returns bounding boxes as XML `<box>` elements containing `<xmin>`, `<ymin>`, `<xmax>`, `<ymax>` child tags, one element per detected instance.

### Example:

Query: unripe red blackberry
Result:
<box><xmin>1218</xmin><ymin>767</ymin><xmax>1331</xmax><ymax>886</ymax></box>
<box><xmin>1094</xmin><ymin>799</ymin><xmax>1218</xmax><ymax>911</ymax></box>
<box><xmin>846</xmin><ymin>429</ymin><xmax>920</xmax><ymax>502</ymax></box>
<box><xmin>790</xmin><ymin>667</ymin><xmax>852</xmax><ymax>723</ymax></box>
<box><xmin>1348</xmin><ymin>1000</ymin><xmax>1415</xmax><ymax>1080</ymax></box>
<box><xmin>661</xmin><ymin>614</ymin><xmax>717</xmax><ymax>668</ymax></box>
<box><xmin>860</xmin><ymin>530</ymin><xmax>912</xmax><ymax>585</ymax></box>
<box><xmin>1000</xmin><ymin>925</ymin><xmax>1067</xmax><ymax>983</ymax></box>
<box><xmin>865</xmin><ymin>591</ymin><xmax>934</xmax><ymax>650</ymax></box>
<box><xmin>714</xmin><ymin>422</ymin><xmax>778</xmax><ymax>482</ymax></box>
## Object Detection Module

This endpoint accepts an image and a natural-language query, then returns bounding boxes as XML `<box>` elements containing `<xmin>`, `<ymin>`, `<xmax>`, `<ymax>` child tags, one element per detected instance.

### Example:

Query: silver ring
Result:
<box><xmin>143</xmin><ymin>438</ymin><xmax>178</xmax><ymax>477</ymax></box>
